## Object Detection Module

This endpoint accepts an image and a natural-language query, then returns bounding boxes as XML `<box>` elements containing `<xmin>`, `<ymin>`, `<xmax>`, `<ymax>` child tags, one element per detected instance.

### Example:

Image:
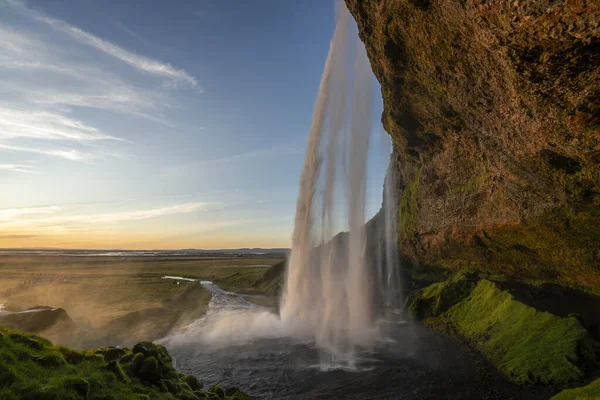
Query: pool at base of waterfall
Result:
<box><xmin>160</xmin><ymin>280</ymin><xmax>552</xmax><ymax>400</ymax></box>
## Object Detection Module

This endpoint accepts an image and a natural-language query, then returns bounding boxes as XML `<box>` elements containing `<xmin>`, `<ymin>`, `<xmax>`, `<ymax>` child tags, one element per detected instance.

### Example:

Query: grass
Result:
<box><xmin>215</xmin><ymin>268</ymin><xmax>271</xmax><ymax>294</ymax></box>
<box><xmin>0</xmin><ymin>326</ymin><xmax>250</xmax><ymax>400</ymax></box>
<box><xmin>410</xmin><ymin>275</ymin><xmax>598</xmax><ymax>387</ymax></box>
<box><xmin>0</xmin><ymin>255</ymin><xmax>284</xmax><ymax>348</ymax></box>
<box><xmin>552</xmin><ymin>378</ymin><xmax>600</xmax><ymax>399</ymax></box>
<box><xmin>242</xmin><ymin>296</ymin><xmax>279</xmax><ymax>308</ymax></box>
<box><xmin>215</xmin><ymin>260</ymin><xmax>285</xmax><ymax>308</ymax></box>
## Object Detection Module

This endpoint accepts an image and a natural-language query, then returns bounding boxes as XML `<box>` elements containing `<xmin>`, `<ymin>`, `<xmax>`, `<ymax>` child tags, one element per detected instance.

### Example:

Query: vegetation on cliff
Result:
<box><xmin>0</xmin><ymin>326</ymin><xmax>250</xmax><ymax>400</ymax></box>
<box><xmin>552</xmin><ymin>377</ymin><xmax>600</xmax><ymax>400</ymax></box>
<box><xmin>410</xmin><ymin>275</ymin><xmax>598</xmax><ymax>387</ymax></box>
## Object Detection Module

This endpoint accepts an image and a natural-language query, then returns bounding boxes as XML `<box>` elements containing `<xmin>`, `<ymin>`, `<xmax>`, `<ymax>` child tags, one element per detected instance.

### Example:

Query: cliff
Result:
<box><xmin>345</xmin><ymin>0</ymin><xmax>600</xmax><ymax>292</ymax></box>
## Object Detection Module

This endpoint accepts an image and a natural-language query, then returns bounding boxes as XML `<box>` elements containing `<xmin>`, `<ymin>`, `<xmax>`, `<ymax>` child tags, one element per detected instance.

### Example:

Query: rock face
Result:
<box><xmin>345</xmin><ymin>0</ymin><xmax>600</xmax><ymax>290</ymax></box>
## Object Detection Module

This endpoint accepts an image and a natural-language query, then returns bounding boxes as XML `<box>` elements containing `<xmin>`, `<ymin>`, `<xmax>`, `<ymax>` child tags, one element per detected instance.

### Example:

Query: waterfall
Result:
<box><xmin>280</xmin><ymin>1</ymin><xmax>403</xmax><ymax>360</ymax></box>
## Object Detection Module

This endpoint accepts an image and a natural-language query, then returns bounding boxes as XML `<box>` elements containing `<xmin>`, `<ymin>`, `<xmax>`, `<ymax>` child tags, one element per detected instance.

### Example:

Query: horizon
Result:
<box><xmin>0</xmin><ymin>246</ymin><xmax>289</xmax><ymax>251</ymax></box>
<box><xmin>0</xmin><ymin>0</ymin><xmax>389</xmax><ymax>250</ymax></box>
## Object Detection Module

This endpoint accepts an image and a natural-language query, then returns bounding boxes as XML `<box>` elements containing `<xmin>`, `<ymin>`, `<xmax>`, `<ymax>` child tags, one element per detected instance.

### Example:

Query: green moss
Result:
<box><xmin>429</xmin><ymin>203</ymin><xmax>600</xmax><ymax>293</ymax></box>
<box><xmin>412</xmin><ymin>277</ymin><xmax>597</xmax><ymax>386</ymax></box>
<box><xmin>408</xmin><ymin>271</ymin><xmax>475</xmax><ymax>319</ymax></box>
<box><xmin>447</xmin><ymin>172</ymin><xmax>490</xmax><ymax>195</ymax></box>
<box><xmin>209</xmin><ymin>384</ymin><xmax>224</xmax><ymax>399</ymax></box>
<box><xmin>551</xmin><ymin>377</ymin><xmax>600</xmax><ymax>399</ymax></box>
<box><xmin>0</xmin><ymin>327</ymin><xmax>251</xmax><ymax>400</ymax></box>
<box><xmin>400</xmin><ymin>167</ymin><xmax>421</xmax><ymax>241</ymax></box>
<box><xmin>409</xmin><ymin>267</ymin><xmax>448</xmax><ymax>284</ymax></box>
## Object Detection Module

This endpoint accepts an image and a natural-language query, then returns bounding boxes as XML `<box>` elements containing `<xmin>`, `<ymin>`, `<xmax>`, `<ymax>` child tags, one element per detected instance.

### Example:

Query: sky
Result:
<box><xmin>0</xmin><ymin>0</ymin><xmax>388</xmax><ymax>250</ymax></box>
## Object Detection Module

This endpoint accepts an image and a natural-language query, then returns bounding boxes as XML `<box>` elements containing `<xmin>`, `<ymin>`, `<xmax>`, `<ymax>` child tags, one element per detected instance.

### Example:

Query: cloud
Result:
<box><xmin>160</xmin><ymin>143</ymin><xmax>304</xmax><ymax>177</ymax></box>
<box><xmin>0</xmin><ymin>106</ymin><xmax>121</xmax><ymax>142</ymax></box>
<box><xmin>0</xmin><ymin>206</ymin><xmax>62</xmax><ymax>221</ymax></box>
<box><xmin>0</xmin><ymin>234</ymin><xmax>38</xmax><ymax>239</ymax></box>
<box><xmin>0</xmin><ymin>26</ymin><xmax>175</xmax><ymax>124</ymax></box>
<box><xmin>59</xmin><ymin>202</ymin><xmax>222</xmax><ymax>224</ymax></box>
<box><xmin>0</xmin><ymin>164</ymin><xmax>38</xmax><ymax>173</ymax></box>
<box><xmin>6</xmin><ymin>0</ymin><xmax>198</xmax><ymax>88</ymax></box>
<box><xmin>0</xmin><ymin>11</ymin><xmax>193</xmax><ymax>163</ymax></box>
<box><xmin>0</xmin><ymin>202</ymin><xmax>223</xmax><ymax>232</ymax></box>
<box><xmin>0</xmin><ymin>143</ymin><xmax>94</xmax><ymax>161</ymax></box>
<box><xmin>116</xmin><ymin>22</ymin><xmax>149</xmax><ymax>46</ymax></box>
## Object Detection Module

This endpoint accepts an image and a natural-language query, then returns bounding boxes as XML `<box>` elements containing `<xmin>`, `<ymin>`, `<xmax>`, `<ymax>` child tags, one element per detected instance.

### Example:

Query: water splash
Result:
<box><xmin>280</xmin><ymin>1</ymin><xmax>402</xmax><ymax>360</ymax></box>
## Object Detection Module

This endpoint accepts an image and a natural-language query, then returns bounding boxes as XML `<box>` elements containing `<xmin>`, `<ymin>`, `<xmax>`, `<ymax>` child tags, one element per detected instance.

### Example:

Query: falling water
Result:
<box><xmin>280</xmin><ymin>1</ymin><xmax>403</xmax><ymax>360</ymax></box>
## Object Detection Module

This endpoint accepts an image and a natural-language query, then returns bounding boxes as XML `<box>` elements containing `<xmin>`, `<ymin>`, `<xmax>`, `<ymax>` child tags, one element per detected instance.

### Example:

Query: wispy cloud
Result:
<box><xmin>0</xmin><ymin>3</ymin><xmax>197</xmax><ymax>164</ymax></box>
<box><xmin>0</xmin><ymin>143</ymin><xmax>93</xmax><ymax>161</ymax></box>
<box><xmin>0</xmin><ymin>202</ymin><xmax>222</xmax><ymax>230</ymax></box>
<box><xmin>58</xmin><ymin>202</ymin><xmax>222</xmax><ymax>225</ymax></box>
<box><xmin>0</xmin><ymin>206</ymin><xmax>62</xmax><ymax>221</ymax></box>
<box><xmin>116</xmin><ymin>22</ymin><xmax>149</xmax><ymax>46</ymax></box>
<box><xmin>0</xmin><ymin>234</ymin><xmax>38</xmax><ymax>239</ymax></box>
<box><xmin>0</xmin><ymin>163</ymin><xmax>38</xmax><ymax>173</ymax></box>
<box><xmin>0</xmin><ymin>106</ymin><xmax>121</xmax><ymax>142</ymax></box>
<box><xmin>0</xmin><ymin>164</ymin><xmax>38</xmax><ymax>173</ymax></box>
<box><xmin>160</xmin><ymin>143</ymin><xmax>304</xmax><ymax>177</ymax></box>
<box><xmin>0</xmin><ymin>26</ymin><xmax>174</xmax><ymax>123</ymax></box>
<box><xmin>6</xmin><ymin>0</ymin><xmax>198</xmax><ymax>88</ymax></box>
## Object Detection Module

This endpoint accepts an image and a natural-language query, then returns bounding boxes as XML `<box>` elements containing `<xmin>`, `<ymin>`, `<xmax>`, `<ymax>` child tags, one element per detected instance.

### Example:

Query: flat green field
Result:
<box><xmin>0</xmin><ymin>254</ymin><xmax>284</xmax><ymax>348</ymax></box>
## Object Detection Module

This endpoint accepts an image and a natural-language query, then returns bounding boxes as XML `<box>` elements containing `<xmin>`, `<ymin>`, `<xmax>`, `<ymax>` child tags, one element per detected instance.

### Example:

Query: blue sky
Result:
<box><xmin>0</xmin><ymin>0</ymin><xmax>387</xmax><ymax>249</ymax></box>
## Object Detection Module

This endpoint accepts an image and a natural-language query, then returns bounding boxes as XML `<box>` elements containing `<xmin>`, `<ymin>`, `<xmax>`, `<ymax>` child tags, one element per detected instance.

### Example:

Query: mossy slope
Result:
<box><xmin>552</xmin><ymin>378</ymin><xmax>600</xmax><ymax>400</ymax></box>
<box><xmin>410</xmin><ymin>277</ymin><xmax>598</xmax><ymax>387</ymax></box>
<box><xmin>0</xmin><ymin>327</ymin><xmax>250</xmax><ymax>400</ymax></box>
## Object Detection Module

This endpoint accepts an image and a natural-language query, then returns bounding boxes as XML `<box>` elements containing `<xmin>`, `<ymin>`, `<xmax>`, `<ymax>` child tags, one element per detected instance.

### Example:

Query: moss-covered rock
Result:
<box><xmin>410</xmin><ymin>276</ymin><xmax>598</xmax><ymax>386</ymax></box>
<box><xmin>408</xmin><ymin>271</ymin><xmax>475</xmax><ymax>319</ymax></box>
<box><xmin>0</xmin><ymin>326</ymin><xmax>252</xmax><ymax>399</ymax></box>
<box><xmin>209</xmin><ymin>384</ymin><xmax>225</xmax><ymax>399</ymax></box>
<box><xmin>184</xmin><ymin>374</ymin><xmax>203</xmax><ymax>391</ymax></box>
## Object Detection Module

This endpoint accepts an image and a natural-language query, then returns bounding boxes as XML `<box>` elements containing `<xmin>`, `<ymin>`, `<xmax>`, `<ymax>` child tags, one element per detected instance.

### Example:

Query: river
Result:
<box><xmin>158</xmin><ymin>279</ymin><xmax>551</xmax><ymax>400</ymax></box>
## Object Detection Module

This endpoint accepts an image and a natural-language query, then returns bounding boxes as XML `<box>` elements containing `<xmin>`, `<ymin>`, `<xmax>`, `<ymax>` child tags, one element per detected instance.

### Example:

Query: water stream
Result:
<box><xmin>160</xmin><ymin>279</ymin><xmax>546</xmax><ymax>399</ymax></box>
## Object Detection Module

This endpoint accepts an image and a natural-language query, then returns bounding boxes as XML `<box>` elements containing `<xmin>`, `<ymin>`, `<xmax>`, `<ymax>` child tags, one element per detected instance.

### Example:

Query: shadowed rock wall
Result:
<box><xmin>345</xmin><ymin>0</ymin><xmax>600</xmax><ymax>291</ymax></box>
